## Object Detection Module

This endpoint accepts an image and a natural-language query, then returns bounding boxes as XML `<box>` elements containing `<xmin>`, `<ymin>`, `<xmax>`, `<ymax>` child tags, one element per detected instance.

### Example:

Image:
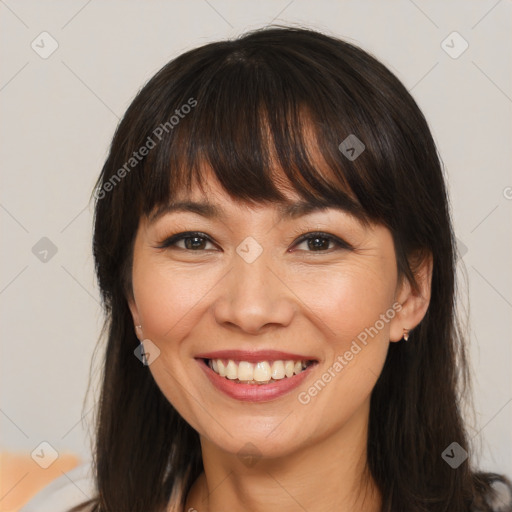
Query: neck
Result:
<box><xmin>184</xmin><ymin>400</ymin><xmax>381</xmax><ymax>512</ymax></box>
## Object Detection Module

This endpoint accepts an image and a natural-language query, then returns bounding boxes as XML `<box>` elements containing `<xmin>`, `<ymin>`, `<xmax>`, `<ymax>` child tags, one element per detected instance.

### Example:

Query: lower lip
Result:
<box><xmin>196</xmin><ymin>359</ymin><xmax>316</xmax><ymax>402</ymax></box>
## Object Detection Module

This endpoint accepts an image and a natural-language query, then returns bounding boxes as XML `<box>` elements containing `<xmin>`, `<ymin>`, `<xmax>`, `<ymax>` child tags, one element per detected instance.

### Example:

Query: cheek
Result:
<box><xmin>132</xmin><ymin>268</ymin><xmax>175</xmax><ymax>338</ymax></box>
<box><xmin>294</xmin><ymin>259</ymin><xmax>397</xmax><ymax>343</ymax></box>
<box><xmin>131</xmin><ymin>256</ymin><xmax>214</xmax><ymax>343</ymax></box>
<box><xmin>293</xmin><ymin>264</ymin><xmax>395</xmax><ymax>432</ymax></box>
<box><xmin>131</xmin><ymin>257</ymin><xmax>208</xmax><ymax>425</ymax></box>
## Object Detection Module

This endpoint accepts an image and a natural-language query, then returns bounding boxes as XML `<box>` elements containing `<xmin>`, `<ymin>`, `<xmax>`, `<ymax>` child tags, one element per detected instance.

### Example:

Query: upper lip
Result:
<box><xmin>195</xmin><ymin>349</ymin><xmax>318</xmax><ymax>363</ymax></box>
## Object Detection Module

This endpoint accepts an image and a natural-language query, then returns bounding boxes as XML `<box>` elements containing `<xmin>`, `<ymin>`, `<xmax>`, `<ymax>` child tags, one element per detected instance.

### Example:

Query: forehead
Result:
<box><xmin>147</xmin><ymin>165</ymin><xmax>372</xmax><ymax>228</ymax></box>
<box><xmin>177</xmin><ymin>154</ymin><xmax>359</xmax><ymax>207</ymax></box>
<box><xmin>182</xmin><ymin>165</ymin><xmax>300</xmax><ymax>203</ymax></box>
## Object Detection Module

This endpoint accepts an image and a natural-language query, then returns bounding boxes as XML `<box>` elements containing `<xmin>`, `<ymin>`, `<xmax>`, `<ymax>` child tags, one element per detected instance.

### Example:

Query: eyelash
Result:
<box><xmin>155</xmin><ymin>230</ymin><xmax>353</xmax><ymax>253</ymax></box>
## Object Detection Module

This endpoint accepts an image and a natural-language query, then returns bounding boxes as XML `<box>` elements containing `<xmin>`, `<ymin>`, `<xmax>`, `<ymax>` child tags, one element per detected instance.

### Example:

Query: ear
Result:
<box><xmin>389</xmin><ymin>250</ymin><xmax>433</xmax><ymax>342</ymax></box>
<box><xmin>127</xmin><ymin>294</ymin><xmax>143</xmax><ymax>340</ymax></box>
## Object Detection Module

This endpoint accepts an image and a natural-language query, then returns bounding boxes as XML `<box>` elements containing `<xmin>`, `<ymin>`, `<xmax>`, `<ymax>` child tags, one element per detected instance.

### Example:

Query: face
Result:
<box><xmin>128</xmin><ymin>165</ymin><xmax>409</xmax><ymax>460</ymax></box>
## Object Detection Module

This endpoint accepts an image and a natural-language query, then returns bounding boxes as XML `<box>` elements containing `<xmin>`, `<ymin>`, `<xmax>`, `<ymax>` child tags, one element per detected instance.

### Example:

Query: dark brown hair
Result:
<box><xmin>73</xmin><ymin>25</ymin><xmax>511</xmax><ymax>512</ymax></box>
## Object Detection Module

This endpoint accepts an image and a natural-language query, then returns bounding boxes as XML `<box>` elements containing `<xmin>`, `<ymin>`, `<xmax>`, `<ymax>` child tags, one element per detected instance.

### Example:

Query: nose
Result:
<box><xmin>212</xmin><ymin>252</ymin><xmax>296</xmax><ymax>335</ymax></box>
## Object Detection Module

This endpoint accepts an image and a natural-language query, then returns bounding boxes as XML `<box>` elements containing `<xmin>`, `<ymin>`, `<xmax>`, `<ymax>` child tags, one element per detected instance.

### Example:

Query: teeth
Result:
<box><xmin>207</xmin><ymin>358</ymin><xmax>311</xmax><ymax>384</ymax></box>
<box><xmin>254</xmin><ymin>361</ymin><xmax>271</xmax><ymax>382</ymax></box>
<box><xmin>271</xmin><ymin>360</ymin><xmax>285</xmax><ymax>379</ymax></box>
<box><xmin>217</xmin><ymin>360</ymin><xmax>227</xmax><ymax>377</ymax></box>
<box><xmin>284</xmin><ymin>360</ymin><xmax>295</xmax><ymax>378</ymax></box>
<box><xmin>226</xmin><ymin>360</ymin><xmax>238</xmax><ymax>380</ymax></box>
<box><xmin>238</xmin><ymin>361</ymin><xmax>254</xmax><ymax>381</ymax></box>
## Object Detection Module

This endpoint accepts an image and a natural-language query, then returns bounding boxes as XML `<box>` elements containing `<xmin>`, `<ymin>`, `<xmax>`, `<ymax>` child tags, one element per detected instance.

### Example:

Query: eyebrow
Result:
<box><xmin>148</xmin><ymin>198</ymin><xmax>366</xmax><ymax>224</ymax></box>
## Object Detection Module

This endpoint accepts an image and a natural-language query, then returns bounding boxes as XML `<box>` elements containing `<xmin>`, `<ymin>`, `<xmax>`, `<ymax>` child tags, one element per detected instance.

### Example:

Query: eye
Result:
<box><xmin>155</xmin><ymin>230</ymin><xmax>353</xmax><ymax>253</ymax></box>
<box><xmin>292</xmin><ymin>232</ymin><xmax>352</xmax><ymax>252</ymax></box>
<box><xmin>156</xmin><ymin>232</ymin><xmax>217</xmax><ymax>251</ymax></box>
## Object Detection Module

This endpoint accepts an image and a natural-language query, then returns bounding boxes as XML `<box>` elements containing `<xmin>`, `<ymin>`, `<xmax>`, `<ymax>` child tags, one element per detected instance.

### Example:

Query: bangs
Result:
<box><xmin>118</xmin><ymin>32</ymin><xmax>406</xmax><ymax>232</ymax></box>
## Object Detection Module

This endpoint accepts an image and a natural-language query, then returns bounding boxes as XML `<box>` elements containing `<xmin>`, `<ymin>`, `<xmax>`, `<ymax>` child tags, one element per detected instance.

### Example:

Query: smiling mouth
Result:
<box><xmin>204</xmin><ymin>358</ymin><xmax>316</xmax><ymax>385</ymax></box>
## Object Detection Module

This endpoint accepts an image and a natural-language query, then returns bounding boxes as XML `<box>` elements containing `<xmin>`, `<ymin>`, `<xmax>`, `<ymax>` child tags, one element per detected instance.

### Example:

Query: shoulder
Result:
<box><xmin>472</xmin><ymin>476</ymin><xmax>512</xmax><ymax>512</ymax></box>
<box><xmin>487</xmin><ymin>478</ymin><xmax>512</xmax><ymax>512</ymax></box>
<box><xmin>19</xmin><ymin>461</ymin><xmax>96</xmax><ymax>512</ymax></box>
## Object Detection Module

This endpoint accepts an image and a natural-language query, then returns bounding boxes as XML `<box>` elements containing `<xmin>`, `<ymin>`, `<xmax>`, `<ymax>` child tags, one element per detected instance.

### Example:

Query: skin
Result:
<box><xmin>128</xmin><ymin>165</ymin><xmax>433</xmax><ymax>512</ymax></box>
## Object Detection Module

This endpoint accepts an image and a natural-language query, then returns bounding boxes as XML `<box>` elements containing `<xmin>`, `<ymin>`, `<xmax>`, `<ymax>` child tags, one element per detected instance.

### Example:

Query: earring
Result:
<box><xmin>403</xmin><ymin>328</ymin><xmax>410</xmax><ymax>341</ymax></box>
<box><xmin>136</xmin><ymin>325</ymin><xmax>142</xmax><ymax>330</ymax></box>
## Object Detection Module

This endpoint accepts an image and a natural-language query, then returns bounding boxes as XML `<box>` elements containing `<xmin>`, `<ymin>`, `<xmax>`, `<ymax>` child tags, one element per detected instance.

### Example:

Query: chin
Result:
<box><xmin>198</xmin><ymin>414</ymin><xmax>311</xmax><ymax>460</ymax></box>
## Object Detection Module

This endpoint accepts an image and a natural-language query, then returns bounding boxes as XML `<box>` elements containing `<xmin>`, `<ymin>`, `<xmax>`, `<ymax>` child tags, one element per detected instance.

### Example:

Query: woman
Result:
<box><xmin>25</xmin><ymin>25</ymin><xmax>511</xmax><ymax>512</ymax></box>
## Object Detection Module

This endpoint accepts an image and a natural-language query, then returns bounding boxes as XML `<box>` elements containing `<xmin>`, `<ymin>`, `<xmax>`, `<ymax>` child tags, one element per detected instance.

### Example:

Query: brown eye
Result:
<box><xmin>157</xmin><ymin>232</ymin><xmax>216</xmax><ymax>251</ymax></box>
<box><xmin>292</xmin><ymin>232</ymin><xmax>352</xmax><ymax>252</ymax></box>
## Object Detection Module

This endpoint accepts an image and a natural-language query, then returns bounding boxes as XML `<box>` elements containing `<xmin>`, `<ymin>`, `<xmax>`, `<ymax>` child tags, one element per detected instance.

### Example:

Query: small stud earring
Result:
<box><xmin>403</xmin><ymin>328</ymin><xmax>410</xmax><ymax>341</ymax></box>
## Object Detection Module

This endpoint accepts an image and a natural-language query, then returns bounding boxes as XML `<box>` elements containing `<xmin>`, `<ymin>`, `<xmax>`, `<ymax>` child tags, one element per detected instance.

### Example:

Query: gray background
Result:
<box><xmin>1</xmin><ymin>0</ymin><xmax>511</xmax><ymax>484</ymax></box>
